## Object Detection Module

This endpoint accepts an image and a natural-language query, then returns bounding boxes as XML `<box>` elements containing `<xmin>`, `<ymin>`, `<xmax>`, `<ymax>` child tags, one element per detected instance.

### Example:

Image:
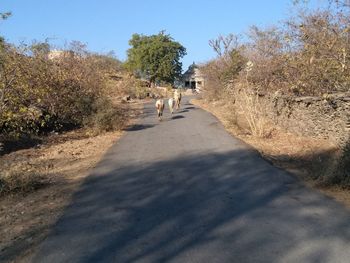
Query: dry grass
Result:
<box><xmin>236</xmin><ymin>89</ymin><xmax>272</xmax><ymax>138</ymax></box>
<box><xmin>0</xmin><ymin>170</ymin><xmax>45</xmax><ymax>197</ymax></box>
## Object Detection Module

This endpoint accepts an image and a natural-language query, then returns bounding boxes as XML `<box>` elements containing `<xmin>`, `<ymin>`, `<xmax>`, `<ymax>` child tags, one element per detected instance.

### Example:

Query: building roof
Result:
<box><xmin>183</xmin><ymin>63</ymin><xmax>204</xmax><ymax>80</ymax></box>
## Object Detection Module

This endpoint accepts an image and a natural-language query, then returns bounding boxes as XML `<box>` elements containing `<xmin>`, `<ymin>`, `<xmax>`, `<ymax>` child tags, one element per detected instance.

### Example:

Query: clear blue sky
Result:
<box><xmin>0</xmin><ymin>0</ymin><xmax>322</xmax><ymax>70</ymax></box>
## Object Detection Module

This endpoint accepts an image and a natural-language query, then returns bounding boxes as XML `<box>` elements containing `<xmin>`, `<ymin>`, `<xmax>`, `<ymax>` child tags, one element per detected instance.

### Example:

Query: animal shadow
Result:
<box><xmin>171</xmin><ymin>115</ymin><xmax>185</xmax><ymax>120</ymax></box>
<box><xmin>125</xmin><ymin>124</ymin><xmax>155</xmax><ymax>131</ymax></box>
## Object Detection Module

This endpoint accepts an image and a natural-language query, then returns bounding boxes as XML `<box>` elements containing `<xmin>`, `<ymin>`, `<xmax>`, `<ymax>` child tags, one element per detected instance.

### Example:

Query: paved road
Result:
<box><xmin>34</xmin><ymin>96</ymin><xmax>350</xmax><ymax>263</ymax></box>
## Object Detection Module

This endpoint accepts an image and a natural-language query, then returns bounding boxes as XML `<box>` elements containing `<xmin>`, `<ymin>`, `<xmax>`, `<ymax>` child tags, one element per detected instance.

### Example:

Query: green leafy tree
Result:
<box><xmin>126</xmin><ymin>31</ymin><xmax>186</xmax><ymax>86</ymax></box>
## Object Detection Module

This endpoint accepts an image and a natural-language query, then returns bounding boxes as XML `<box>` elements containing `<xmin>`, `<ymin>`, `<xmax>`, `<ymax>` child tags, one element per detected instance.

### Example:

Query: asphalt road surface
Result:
<box><xmin>34</xmin><ymin>96</ymin><xmax>350</xmax><ymax>263</ymax></box>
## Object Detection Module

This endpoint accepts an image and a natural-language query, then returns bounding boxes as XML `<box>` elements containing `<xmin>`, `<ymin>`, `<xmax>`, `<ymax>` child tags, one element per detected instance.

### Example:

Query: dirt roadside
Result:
<box><xmin>0</xmin><ymin>100</ymin><xmax>144</xmax><ymax>263</ymax></box>
<box><xmin>191</xmin><ymin>98</ymin><xmax>350</xmax><ymax>208</ymax></box>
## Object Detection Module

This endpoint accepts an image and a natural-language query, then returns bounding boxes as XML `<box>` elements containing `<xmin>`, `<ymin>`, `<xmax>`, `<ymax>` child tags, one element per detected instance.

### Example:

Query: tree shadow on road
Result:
<box><xmin>32</xmin><ymin>149</ymin><xmax>350</xmax><ymax>263</ymax></box>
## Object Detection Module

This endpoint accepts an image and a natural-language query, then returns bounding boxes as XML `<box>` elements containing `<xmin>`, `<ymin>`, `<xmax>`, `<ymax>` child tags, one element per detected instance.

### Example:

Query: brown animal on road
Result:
<box><xmin>174</xmin><ymin>90</ymin><xmax>182</xmax><ymax>110</ymax></box>
<box><xmin>155</xmin><ymin>99</ymin><xmax>165</xmax><ymax>121</ymax></box>
<box><xmin>168</xmin><ymin>98</ymin><xmax>175</xmax><ymax>114</ymax></box>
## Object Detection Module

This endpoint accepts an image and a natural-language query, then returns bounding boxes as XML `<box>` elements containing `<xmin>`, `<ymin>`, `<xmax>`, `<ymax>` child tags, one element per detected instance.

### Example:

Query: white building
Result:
<box><xmin>48</xmin><ymin>50</ymin><xmax>76</xmax><ymax>60</ymax></box>
<box><xmin>48</xmin><ymin>50</ymin><xmax>65</xmax><ymax>60</ymax></box>
<box><xmin>182</xmin><ymin>63</ymin><xmax>205</xmax><ymax>91</ymax></box>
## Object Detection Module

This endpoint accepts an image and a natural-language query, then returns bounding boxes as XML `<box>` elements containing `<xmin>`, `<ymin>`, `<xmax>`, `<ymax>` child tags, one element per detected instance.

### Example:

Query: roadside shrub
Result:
<box><xmin>200</xmin><ymin>2</ymin><xmax>350</xmax><ymax>186</ymax></box>
<box><xmin>327</xmin><ymin>141</ymin><xmax>350</xmax><ymax>187</ymax></box>
<box><xmin>240</xmin><ymin>9</ymin><xmax>350</xmax><ymax>96</ymax></box>
<box><xmin>202</xmin><ymin>4</ymin><xmax>350</xmax><ymax>97</ymax></box>
<box><xmin>111</xmin><ymin>75</ymin><xmax>150</xmax><ymax>99</ymax></box>
<box><xmin>200</xmin><ymin>34</ymin><xmax>246</xmax><ymax>101</ymax></box>
<box><xmin>86</xmin><ymin>98</ymin><xmax>127</xmax><ymax>133</ymax></box>
<box><xmin>0</xmin><ymin>41</ymin><xmax>123</xmax><ymax>140</ymax></box>
<box><xmin>130</xmin><ymin>83</ymin><xmax>150</xmax><ymax>99</ymax></box>
<box><xmin>235</xmin><ymin>87</ymin><xmax>272</xmax><ymax>138</ymax></box>
<box><xmin>0</xmin><ymin>167</ymin><xmax>45</xmax><ymax>196</ymax></box>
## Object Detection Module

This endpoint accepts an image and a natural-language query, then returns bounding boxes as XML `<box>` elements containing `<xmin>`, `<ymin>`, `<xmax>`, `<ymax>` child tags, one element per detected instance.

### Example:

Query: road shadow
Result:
<box><xmin>176</xmin><ymin>109</ymin><xmax>189</xmax><ymax>113</ymax></box>
<box><xmin>32</xmin><ymin>149</ymin><xmax>350</xmax><ymax>263</ymax></box>
<box><xmin>124</xmin><ymin>124</ymin><xmax>155</xmax><ymax>131</ymax></box>
<box><xmin>184</xmin><ymin>106</ymin><xmax>196</xmax><ymax>110</ymax></box>
<box><xmin>171</xmin><ymin>115</ymin><xmax>185</xmax><ymax>120</ymax></box>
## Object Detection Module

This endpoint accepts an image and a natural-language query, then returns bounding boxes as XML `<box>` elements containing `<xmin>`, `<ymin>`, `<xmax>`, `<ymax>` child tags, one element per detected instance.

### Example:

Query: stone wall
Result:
<box><xmin>263</xmin><ymin>92</ymin><xmax>350</xmax><ymax>147</ymax></box>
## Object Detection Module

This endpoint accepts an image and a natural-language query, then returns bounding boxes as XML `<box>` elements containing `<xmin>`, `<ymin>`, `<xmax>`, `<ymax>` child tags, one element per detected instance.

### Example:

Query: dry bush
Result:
<box><xmin>201</xmin><ymin>5</ymin><xmax>350</xmax><ymax>97</ymax></box>
<box><xmin>235</xmin><ymin>87</ymin><xmax>272</xmax><ymax>138</ymax></box>
<box><xmin>154</xmin><ymin>85</ymin><xmax>175</xmax><ymax>98</ymax></box>
<box><xmin>200</xmin><ymin>34</ymin><xmax>246</xmax><ymax>101</ymax></box>
<box><xmin>325</xmin><ymin>141</ymin><xmax>350</xmax><ymax>187</ymax></box>
<box><xmin>241</xmin><ymin>26</ymin><xmax>289</xmax><ymax>92</ymax></box>
<box><xmin>111</xmin><ymin>74</ymin><xmax>150</xmax><ymax>99</ymax></box>
<box><xmin>285</xmin><ymin>10</ymin><xmax>350</xmax><ymax>95</ymax></box>
<box><xmin>85</xmin><ymin>98</ymin><xmax>128</xmax><ymax>133</ymax></box>
<box><xmin>0</xmin><ymin>41</ymin><xmax>125</xmax><ymax>141</ymax></box>
<box><xmin>0</xmin><ymin>165</ymin><xmax>45</xmax><ymax>196</ymax></box>
<box><xmin>200</xmin><ymin>59</ymin><xmax>227</xmax><ymax>101</ymax></box>
<box><xmin>86</xmin><ymin>52</ymin><xmax>122</xmax><ymax>75</ymax></box>
<box><xmin>242</xmin><ymin>8</ymin><xmax>350</xmax><ymax>96</ymax></box>
<box><xmin>200</xmin><ymin>3</ymin><xmax>350</xmax><ymax>186</ymax></box>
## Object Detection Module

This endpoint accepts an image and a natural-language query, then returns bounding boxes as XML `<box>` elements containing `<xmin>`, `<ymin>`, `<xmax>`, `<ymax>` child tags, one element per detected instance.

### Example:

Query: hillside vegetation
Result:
<box><xmin>0</xmin><ymin>41</ymin><xmax>126</xmax><ymax>142</ymax></box>
<box><xmin>199</xmin><ymin>2</ymin><xmax>350</xmax><ymax>187</ymax></box>
<box><xmin>0</xmin><ymin>38</ymin><xmax>154</xmax><ymax>195</ymax></box>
